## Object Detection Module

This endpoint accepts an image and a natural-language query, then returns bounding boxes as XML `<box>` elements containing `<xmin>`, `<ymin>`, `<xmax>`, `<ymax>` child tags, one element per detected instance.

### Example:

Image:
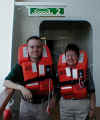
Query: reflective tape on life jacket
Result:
<box><xmin>18</xmin><ymin>44</ymin><xmax>53</xmax><ymax>95</ymax></box>
<box><xmin>57</xmin><ymin>50</ymin><xmax>88</xmax><ymax>99</ymax></box>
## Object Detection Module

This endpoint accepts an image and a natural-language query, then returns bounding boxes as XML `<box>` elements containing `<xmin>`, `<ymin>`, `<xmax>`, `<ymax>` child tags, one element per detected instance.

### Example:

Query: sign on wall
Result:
<box><xmin>28</xmin><ymin>8</ymin><xmax>64</xmax><ymax>16</ymax></box>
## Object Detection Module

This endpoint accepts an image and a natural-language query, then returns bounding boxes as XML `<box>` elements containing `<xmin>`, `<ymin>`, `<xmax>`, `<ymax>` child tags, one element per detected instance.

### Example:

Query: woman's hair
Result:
<box><xmin>65</xmin><ymin>43</ymin><xmax>80</xmax><ymax>57</ymax></box>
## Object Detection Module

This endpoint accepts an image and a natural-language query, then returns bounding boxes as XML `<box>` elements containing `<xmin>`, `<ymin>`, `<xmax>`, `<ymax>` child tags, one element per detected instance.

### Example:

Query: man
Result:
<box><xmin>3</xmin><ymin>36</ymin><xmax>55</xmax><ymax>120</ymax></box>
<box><xmin>57</xmin><ymin>43</ymin><xmax>96</xmax><ymax>120</ymax></box>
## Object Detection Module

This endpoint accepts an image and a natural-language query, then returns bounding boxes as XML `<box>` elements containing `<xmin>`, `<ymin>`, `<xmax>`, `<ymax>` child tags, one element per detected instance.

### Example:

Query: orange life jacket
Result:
<box><xmin>18</xmin><ymin>44</ymin><xmax>53</xmax><ymax>95</ymax></box>
<box><xmin>57</xmin><ymin>50</ymin><xmax>88</xmax><ymax>99</ymax></box>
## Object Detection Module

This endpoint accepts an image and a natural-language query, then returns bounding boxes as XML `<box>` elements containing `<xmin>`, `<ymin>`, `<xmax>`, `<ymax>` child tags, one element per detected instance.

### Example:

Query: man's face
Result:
<box><xmin>65</xmin><ymin>50</ymin><xmax>78</xmax><ymax>66</ymax></box>
<box><xmin>27</xmin><ymin>39</ymin><xmax>43</xmax><ymax>60</ymax></box>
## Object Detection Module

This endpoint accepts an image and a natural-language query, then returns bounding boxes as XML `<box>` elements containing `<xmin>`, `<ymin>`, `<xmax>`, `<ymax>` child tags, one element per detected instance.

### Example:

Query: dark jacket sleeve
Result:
<box><xmin>86</xmin><ymin>68</ymin><xmax>95</xmax><ymax>94</ymax></box>
<box><xmin>5</xmin><ymin>63</ymin><xmax>24</xmax><ymax>85</ymax></box>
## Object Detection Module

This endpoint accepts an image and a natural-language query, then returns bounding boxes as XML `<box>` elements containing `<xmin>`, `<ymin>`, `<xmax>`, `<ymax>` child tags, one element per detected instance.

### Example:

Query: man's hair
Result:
<box><xmin>65</xmin><ymin>43</ymin><xmax>80</xmax><ymax>57</ymax></box>
<box><xmin>26</xmin><ymin>36</ymin><xmax>41</xmax><ymax>43</ymax></box>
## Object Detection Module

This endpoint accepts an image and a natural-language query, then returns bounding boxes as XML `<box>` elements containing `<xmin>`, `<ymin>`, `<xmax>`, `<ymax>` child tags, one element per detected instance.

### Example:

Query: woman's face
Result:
<box><xmin>65</xmin><ymin>50</ymin><xmax>78</xmax><ymax>66</ymax></box>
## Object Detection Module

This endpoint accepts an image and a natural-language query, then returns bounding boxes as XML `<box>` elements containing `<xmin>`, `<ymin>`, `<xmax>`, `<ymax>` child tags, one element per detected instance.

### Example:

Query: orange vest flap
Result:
<box><xmin>42</xmin><ymin>45</ymin><xmax>53</xmax><ymax>65</ymax></box>
<box><xmin>78</xmin><ymin>50</ymin><xmax>88</xmax><ymax>68</ymax></box>
<box><xmin>18</xmin><ymin>44</ymin><xmax>28</xmax><ymax>64</ymax></box>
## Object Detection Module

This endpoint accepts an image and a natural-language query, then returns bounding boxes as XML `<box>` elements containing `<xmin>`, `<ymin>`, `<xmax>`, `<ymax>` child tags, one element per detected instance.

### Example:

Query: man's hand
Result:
<box><xmin>3</xmin><ymin>80</ymin><xmax>32</xmax><ymax>102</ymax></box>
<box><xmin>17</xmin><ymin>85</ymin><xmax>32</xmax><ymax>102</ymax></box>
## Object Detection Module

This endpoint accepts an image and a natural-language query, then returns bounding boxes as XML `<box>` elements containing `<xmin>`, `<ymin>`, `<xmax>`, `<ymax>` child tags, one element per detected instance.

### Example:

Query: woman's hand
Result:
<box><xmin>89</xmin><ymin>109</ymin><xmax>95</xmax><ymax>120</ymax></box>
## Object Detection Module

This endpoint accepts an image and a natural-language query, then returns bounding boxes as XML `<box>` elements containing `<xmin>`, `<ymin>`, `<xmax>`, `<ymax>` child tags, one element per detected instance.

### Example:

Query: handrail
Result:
<box><xmin>0</xmin><ymin>88</ymin><xmax>14</xmax><ymax>115</ymax></box>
